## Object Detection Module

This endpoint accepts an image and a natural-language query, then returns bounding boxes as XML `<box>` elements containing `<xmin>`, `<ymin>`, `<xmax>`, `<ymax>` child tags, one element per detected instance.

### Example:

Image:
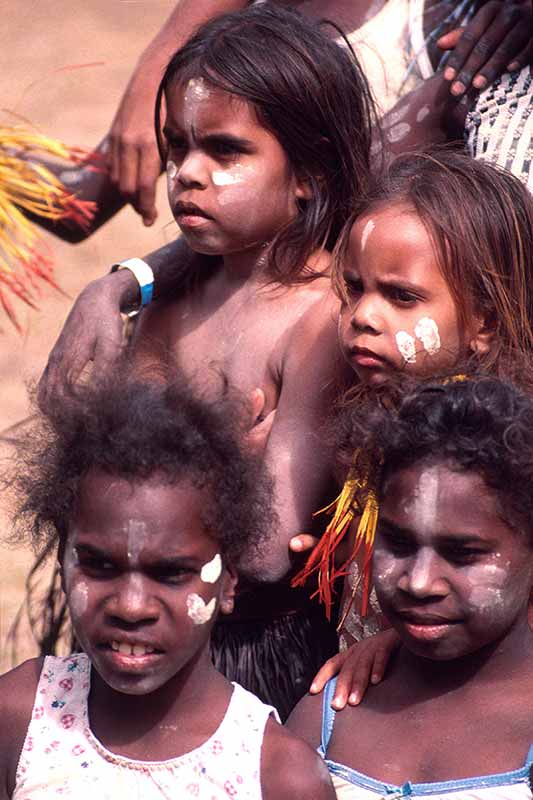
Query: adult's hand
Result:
<box><xmin>438</xmin><ymin>1</ymin><xmax>532</xmax><ymax>96</ymax></box>
<box><xmin>108</xmin><ymin>64</ymin><xmax>163</xmax><ymax>228</ymax></box>
<box><xmin>38</xmin><ymin>269</ymin><xmax>137</xmax><ymax>405</ymax></box>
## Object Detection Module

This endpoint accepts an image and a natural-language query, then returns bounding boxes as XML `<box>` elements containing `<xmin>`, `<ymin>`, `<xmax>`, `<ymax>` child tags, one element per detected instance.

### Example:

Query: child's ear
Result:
<box><xmin>469</xmin><ymin>310</ymin><xmax>497</xmax><ymax>355</ymax></box>
<box><xmin>295</xmin><ymin>178</ymin><xmax>313</xmax><ymax>201</ymax></box>
<box><xmin>219</xmin><ymin>563</ymin><xmax>238</xmax><ymax>616</ymax></box>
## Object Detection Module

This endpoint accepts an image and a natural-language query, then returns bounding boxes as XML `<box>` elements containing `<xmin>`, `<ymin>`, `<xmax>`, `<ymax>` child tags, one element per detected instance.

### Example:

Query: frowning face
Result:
<box><xmin>62</xmin><ymin>470</ymin><xmax>236</xmax><ymax>696</ymax></box>
<box><xmin>338</xmin><ymin>203</ymin><xmax>482</xmax><ymax>386</ymax></box>
<box><xmin>163</xmin><ymin>80</ymin><xmax>308</xmax><ymax>262</ymax></box>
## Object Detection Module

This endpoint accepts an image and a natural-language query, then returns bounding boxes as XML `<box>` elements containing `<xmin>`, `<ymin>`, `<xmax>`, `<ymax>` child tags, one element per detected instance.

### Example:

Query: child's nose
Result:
<box><xmin>177</xmin><ymin>151</ymin><xmax>209</xmax><ymax>189</ymax></box>
<box><xmin>399</xmin><ymin>549</ymin><xmax>448</xmax><ymax>599</ymax></box>
<box><xmin>106</xmin><ymin>573</ymin><xmax>159</xmax><ymax>624</ymax></box>
<box><xmin>349</xmin><ymin>294</ymin><xmax>382</xmax><ymax>334</ymax></box>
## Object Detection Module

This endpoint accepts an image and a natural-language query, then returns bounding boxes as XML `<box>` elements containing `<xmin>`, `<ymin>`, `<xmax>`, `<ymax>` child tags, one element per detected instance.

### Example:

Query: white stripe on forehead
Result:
<box><xmin>126</xmin><ymin>520</ymin><xmax>147</xmax><ymax>567</ymax></box>
<box><xmin>183</xmin><ymin>77</ymin><xmax>211</xmax><ymax>129</ymax></box>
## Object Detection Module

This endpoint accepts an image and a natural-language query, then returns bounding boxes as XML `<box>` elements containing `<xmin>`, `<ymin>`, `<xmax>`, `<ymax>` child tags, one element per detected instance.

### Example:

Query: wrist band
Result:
<box><xmin>111</xmin><ymin>257</ymin><xmax>154</xmax><ymax>309</ymax></box>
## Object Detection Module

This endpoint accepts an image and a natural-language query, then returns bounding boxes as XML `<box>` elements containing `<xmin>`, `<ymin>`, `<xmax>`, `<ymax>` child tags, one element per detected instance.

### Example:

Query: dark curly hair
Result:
<box><xmin>11</xmin><ymin>371</ymin><xmax>274</xmax><ymax>566</ymax></box>
<box><xmin>339</xmin><ymin>375</ymin><xmax>533</xmax><ymax>540</ymax></box>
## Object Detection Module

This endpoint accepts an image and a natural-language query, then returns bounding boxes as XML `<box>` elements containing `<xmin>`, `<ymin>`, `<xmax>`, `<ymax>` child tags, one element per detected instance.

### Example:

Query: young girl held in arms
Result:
<box><xmin>0</xmin><ymin>372</ymin><xmax>335</xmax><ymax>799</ymax></box>
<box><xmin>290</xmin><ymin>375</ymin><xmax>533</xmax><ymax>797</ymax></box>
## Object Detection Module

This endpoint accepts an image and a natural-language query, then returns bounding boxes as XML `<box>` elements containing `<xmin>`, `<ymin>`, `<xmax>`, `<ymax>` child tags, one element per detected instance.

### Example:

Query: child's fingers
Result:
<box><xmin>289</xmin><ymin>533</ymin><xmax>319</xmax><ymax>553</ymax></box>
<box><xmin>309</xmin><ymin>652</ymin><xmax>348</xmax><ymax>694</ymax></box>
<box><xmin>249</xmin><ymin>388</ymin><xmax>266</xmax><ymax>427</ymax></box>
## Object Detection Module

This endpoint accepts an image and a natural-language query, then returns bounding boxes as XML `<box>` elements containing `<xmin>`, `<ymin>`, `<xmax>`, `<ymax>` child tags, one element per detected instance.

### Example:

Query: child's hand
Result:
<box><xmin>289</xmin><ymin>533</ymin><xmax>318</xmax><ymax>554</ymax></box>
<box><xmin>437</xmin><ymin>1</ymin><xmax>532</xmax><ymax>97</ymax></box>
<box><xmin>245</xmin><ymin>388</ymin><xmax>276</xmax><ymax>456</ymax></box>
<box><xmin>309</xmin><ymin>628</ymin><xmax>401</xmax><ymax>710</ymax></box>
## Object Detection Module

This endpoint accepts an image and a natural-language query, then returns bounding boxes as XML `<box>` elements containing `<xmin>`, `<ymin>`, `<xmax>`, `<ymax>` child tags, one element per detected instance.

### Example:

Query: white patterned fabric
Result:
<box><xmin>14</xmin><ymin>654</ymin><xmax>279</xmax><ymax>799</ymax></box>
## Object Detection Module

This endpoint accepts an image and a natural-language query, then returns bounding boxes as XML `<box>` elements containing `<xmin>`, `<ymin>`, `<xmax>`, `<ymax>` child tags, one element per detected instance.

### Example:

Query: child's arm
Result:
<box><xmin>0</xmin><ymin>658</ymin><xmax>43</xmax><ymax>799</ymax></box>
<box><xmin>261</xmin><ymin>717</ymin><xmax>336</xmax><ymax>800</ymax></box>
<box><xmin>243</xmin><ymin>289</ymin><xmax>351</xmax><ymax>582</ymax></box>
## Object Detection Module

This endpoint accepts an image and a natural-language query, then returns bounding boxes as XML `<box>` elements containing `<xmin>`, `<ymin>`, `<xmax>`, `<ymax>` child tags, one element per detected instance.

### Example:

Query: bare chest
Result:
<box><xmin>327</xmin><ymin>687</ymin><xmax>533</xmax><ymax>785</ymax></box>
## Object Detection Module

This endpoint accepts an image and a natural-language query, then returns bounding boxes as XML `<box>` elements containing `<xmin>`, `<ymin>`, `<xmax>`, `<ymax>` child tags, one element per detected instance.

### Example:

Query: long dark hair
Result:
<box><xmin>155</xmin><ymin>4</ymin><xmax>378</xmax><ymax>284</ymax></box>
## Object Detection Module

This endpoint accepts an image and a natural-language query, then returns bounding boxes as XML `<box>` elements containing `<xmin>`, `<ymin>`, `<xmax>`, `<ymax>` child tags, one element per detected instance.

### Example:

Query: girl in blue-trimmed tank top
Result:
<box><xmin>288</xmin><ymin>375</ymin><xmax>533</xmax><ymax>799</ymax></box>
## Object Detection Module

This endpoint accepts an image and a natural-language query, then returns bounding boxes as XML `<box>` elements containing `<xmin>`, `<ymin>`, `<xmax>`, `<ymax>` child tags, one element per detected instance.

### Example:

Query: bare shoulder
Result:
<box><xmin>285</xmin><ymin>689</ymin><xmax>325</xmax><ymax>749</ymax></box>
<box><xmin>0</xmin><ymin>657</ymin><xmax>43</xmax><ymax>796</ymax></box>
<box><xmin>261</xmin><ymin>716</ymin><xmax>335</xmax><ymax>800</ymax></box>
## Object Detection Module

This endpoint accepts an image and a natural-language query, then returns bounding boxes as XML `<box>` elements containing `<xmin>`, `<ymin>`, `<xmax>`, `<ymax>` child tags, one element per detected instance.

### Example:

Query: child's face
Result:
<box><xmin>61</xmin><ymin>470</ymin><xmax>236</xmax><ymax>696</ymax></box>
<box><xmin>163</xmin><ymin>78</ymin><xmax>308</xmax><ymax>260</ymax></box>
<box><xmin>373</xmin><ymin>461</ymin><xmax>533</xmax><ymax>661</ymax></box>
<box><xmin>338</xmin><ymin>203</ymin><xmax>482</xmax><ymax>386</ymax></box>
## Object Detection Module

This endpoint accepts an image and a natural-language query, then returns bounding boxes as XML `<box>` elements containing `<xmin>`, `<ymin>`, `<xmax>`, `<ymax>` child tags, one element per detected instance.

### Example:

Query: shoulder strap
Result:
<box><xmin>319</xmin><ymin>678</ymin><xmax>337</xmax><ymax>756</ymax></box>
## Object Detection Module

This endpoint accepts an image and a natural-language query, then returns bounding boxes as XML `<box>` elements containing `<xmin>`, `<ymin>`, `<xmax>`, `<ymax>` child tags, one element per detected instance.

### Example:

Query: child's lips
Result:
<box><xmin>348</xmin><ymin>346</ymin><xmax>388</xmax><ymax>369</ymax></box>
<box><xmin>174</xmin><ymin>201</ymin><xmax>214</xmax><ymax>227</ymax></box>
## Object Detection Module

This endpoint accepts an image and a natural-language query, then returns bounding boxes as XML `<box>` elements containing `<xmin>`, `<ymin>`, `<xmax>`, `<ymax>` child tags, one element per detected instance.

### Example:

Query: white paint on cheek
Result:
<box><xmin>187</xmin><ymin>593</ymin><xmax>217</xmax><ymax>624</ymax></box>
<box><xmin>360</xmin><ymin>219</ymin><xmax>375</xmax><ymax>252</ymax></box>
<box><xmin>387</xmin><ymin>122</ymin><xmax>411</xmax><ymax>143</ymax></box>
<box><xmin>167</xmin><ymin>160</ymin><xmax>178</xmax><ymax>180</ymax></box>
<box><xmin>414</xmin><ymin>317</ymin><xmax>441</xmax><ymax>355</ymax></box>
<box><xmin>62</xmin><ymin>534</ymin><xmax>78</xmax><ymax>593</ymax></box>
<box><xmin>200</xmin><ymin>553</ymin><xmax>222</xmax><ymax>583</ymax></box>
<box><xmin>396</xmin><ymin>331</ymin><xmax>417</xmax><ymax>363</ymax></box>
<box><xmin>212</xmin><ymin>164</ymin><xmax>247</xmax><ymax>186</ymax></box>
<box><xmin>468</xmin><ymin>564</ymin><xmax>508</xmax><ymax>613</ymax></box>
<box><xmin>69</xmin><ymin>581</ymin><xmax>89</xmax><ymax>619</ymax></box>
<box><xmin>416</xmin><ymin>105</ymin><xmax>430</xmax><ymax>123</ymax></box>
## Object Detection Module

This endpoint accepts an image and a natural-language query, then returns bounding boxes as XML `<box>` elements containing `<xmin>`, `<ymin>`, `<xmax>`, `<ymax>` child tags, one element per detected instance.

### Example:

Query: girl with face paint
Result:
<box><xmin>288</xmin><ymin>375</ymin><xmax>533</xmax><ymax>797</ymax></box>
<box><xmin>0</xmin><ymin>370</ymin><xmax>335</xmax><ymax>800</ymax></box>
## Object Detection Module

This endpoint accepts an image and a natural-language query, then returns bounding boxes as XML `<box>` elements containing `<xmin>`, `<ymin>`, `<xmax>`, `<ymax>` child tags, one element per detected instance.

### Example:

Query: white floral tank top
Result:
<box><xmin>14</xmin><ymin>654</ymin><xmax>279</xmax><ymax>799</ymax></box>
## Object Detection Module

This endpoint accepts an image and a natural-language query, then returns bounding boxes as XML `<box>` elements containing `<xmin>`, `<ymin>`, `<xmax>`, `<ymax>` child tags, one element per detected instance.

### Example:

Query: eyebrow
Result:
<box><xmin>379</xmin><ymin>516</ymin><xmax>491</xmax><ymax>546</ymax></box>
<box><xmin>74</xmin><ymin>542</ymin><xmax>201</xmax><ymax>568</ymax></box>
<box><xmin>162</xmin><ymin>126</ymin><xmax>255</xmax><ymax>152</ymax></box>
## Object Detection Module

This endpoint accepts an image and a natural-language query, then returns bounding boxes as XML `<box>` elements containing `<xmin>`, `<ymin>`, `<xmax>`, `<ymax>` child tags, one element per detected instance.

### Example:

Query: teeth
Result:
<box><xmin>111</xmin><ymin>640</ymin><xmax>154</xmax><ymax>656</ymax></box>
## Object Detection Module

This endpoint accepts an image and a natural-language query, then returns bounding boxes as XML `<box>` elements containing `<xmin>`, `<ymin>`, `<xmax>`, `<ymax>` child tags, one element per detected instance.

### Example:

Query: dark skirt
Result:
<box><xmin>210</xmin><ymin>596</ymin><xmax>338</xmax><ymax>722</ymax></box>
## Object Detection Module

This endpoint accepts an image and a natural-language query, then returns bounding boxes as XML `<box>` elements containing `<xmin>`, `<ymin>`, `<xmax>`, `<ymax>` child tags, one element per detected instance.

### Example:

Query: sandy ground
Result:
<box><xmin>0</xmin><ymin>0</ymin><xmax>177</xmax><ymax>672</ymax></box>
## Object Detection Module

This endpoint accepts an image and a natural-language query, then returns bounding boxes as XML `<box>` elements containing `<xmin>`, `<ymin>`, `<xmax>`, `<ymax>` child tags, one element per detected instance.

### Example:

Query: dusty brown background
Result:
<box><xmin>0</xmin><ymin>0</ymin><xmax>176</xmax><ymax>671</ymax></box>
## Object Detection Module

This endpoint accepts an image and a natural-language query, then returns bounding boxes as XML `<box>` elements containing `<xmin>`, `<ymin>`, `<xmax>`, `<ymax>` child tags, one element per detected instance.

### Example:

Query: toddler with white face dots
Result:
<box><xmin>0</xmin><ymin>370</ymin><xmax>335</xmax><ymax>800</ymax></box>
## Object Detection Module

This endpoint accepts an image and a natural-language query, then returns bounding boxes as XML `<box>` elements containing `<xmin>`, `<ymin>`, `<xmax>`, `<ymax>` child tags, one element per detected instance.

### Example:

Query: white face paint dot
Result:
<box><xmin>416</xmin><ymin>105</ymin><xmax>430</xmax><ymax>123</ymax></box>
<box><xmin>187</xmin><ymin>593</ymin><xmax>216</xmax><ymax>625</ymax></box>
<box><xmin>396</xmin><ymin>331</ymin><xmax>417</xmax><ymax>364</ymax></box>
<box><xmin>387</xmin><ymin>122</ymin><xmax>411</xmax><ymax>143</ymax></box>
<box><xmin>414</xmin><ymin>317</ymin><xmax>441</xmax><ymax>355</ymax></box>
<box><xmin>360</xmin><ymin>219</ymin><xmax>375</xmax><ymax>252</ymax></box>
<box><xmin>200</xmin><ymin>553</ymin><xmax>222</xmax><ymax>583</ymax></box>
<box><xmin>167</xmin><ymin>160</ymin><xmax>178</xmax><ymax>180</ymax></box>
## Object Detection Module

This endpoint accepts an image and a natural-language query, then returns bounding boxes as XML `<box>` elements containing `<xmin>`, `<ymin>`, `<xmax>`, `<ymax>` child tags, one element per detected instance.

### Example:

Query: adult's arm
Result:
<box><xmin>108</xmin><ymin>0</ymin><xmax>247</xmax><ymax>227</ymax></box>
<box><xmin>38</xmin><ymin>237</ymin><xmax>208</xmax><ymax>404</ymax></box>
